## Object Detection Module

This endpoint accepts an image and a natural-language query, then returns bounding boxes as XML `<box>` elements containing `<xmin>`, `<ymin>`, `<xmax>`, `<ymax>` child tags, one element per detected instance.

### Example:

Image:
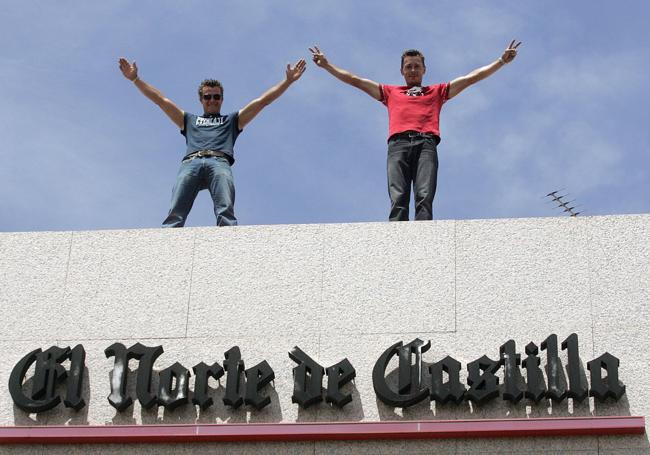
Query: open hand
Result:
<box><xmin>308</xmin><ymin>46</ymin><xmax>329</xmax><ymax>68</ymax></box>
<box><xmin>501</xmin><ymin>40</ymin><xmax>521</xmax><ymax>64</ymax></box>
<box><xmin>119</xmin><ymin>58</ymin><xmax>138</xmax><ymax>81</ymax></box>
<box><xmin>286</xmin><ymin>59</ymin><xmax>307</xmax><ymax>82</ymax></box>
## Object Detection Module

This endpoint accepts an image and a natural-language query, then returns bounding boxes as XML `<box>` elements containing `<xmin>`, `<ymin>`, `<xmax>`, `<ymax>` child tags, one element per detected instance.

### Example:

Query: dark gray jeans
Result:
<box><xmin>386</xmin><ymin>133</ymin><xmax>439</xmax><ymax>221</ymax></box>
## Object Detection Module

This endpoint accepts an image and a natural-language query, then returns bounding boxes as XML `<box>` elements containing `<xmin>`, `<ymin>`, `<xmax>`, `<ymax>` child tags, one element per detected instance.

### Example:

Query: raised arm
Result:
<box><xmin>309</xmin><ymin>46</ymin><xmax>382</xmax><ymax>101</ymax></box>
<box><xmin>118</xmin><ymin>58</ymin><xmax>184</xmax><ymax>130</ymax></box>
<box><xmin>237</xmin><ymin>59</ymin><xmax>307</xmax><ymax>130</ymax></box>
<box><xmin>447</xmin><ymin>40</ymin><xmax>521</xmax><ymax>100</ymax></box>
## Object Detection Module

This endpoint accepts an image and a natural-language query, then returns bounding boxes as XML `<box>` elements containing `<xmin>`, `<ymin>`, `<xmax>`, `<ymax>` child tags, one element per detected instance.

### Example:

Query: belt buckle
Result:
<box><xmin>184</xmin><ymin>151</ymin><xmax>202</xmax><ymax>162</ymax></box>
<box><xmin>401</xmin><ymin>131</ymin><xmax>419</xmax><ymax>139</ymax></box>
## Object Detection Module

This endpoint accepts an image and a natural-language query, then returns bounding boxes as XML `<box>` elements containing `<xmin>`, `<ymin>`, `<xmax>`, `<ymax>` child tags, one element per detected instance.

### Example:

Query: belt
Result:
<box><xmin>389</xmin><ymin>131</ymin><xmax>439</xmax><ymax>141</ymax></box>
<box><xmin>182</xmin><ymin>150</ymin><xmax>228</xmax><ymax>162</ymax></box>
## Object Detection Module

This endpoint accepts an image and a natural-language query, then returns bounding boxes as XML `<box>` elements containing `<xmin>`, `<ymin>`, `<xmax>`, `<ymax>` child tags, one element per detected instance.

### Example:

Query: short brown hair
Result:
<box><xmin>401</xmin><ymin>49</ymin><xmax>425</xmax><ymax>69</ymax></box>
<box><xmin>198</xmin><ymin>79</ymin><xmax>224</xmax><ymax>98</ymax></box>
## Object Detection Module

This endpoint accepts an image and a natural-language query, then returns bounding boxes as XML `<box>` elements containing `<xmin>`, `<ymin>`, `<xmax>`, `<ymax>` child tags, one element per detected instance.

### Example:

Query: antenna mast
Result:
<box><xmin>545</xmin><ymin>190</ymin><xmax>582</xmax><ymax>217</ymax></box>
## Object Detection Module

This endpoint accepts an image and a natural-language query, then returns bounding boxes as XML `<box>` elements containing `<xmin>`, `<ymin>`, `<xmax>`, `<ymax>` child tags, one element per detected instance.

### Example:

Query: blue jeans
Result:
<box><xmin>387</xmin><ymin>133</ymin><xmax>439</xmax><ymax>221</ymax></box>
<box><xmin>162</xmin><ymin>156</ymin><xmax>237</xmax><ymax>227</ymax></box>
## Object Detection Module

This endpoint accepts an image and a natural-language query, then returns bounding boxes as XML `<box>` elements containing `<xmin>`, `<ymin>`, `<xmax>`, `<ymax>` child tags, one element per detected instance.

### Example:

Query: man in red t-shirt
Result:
<box><xmin>309</xmin><ymin>41</ymin><xmax>521</xmax><ymax>221</ymax></box>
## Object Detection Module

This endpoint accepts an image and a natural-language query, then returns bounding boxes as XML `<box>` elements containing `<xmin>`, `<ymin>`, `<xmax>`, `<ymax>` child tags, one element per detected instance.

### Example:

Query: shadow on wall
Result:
<box><xmin>9</xmin><ymin>353</ymin><xmax>648</xmax><ymax>453</ymax></box>
<box><xmin>372</xmin><ymin>355</ymin><xmax>636</xmax><ymax>421</ymax></box>
<box><xmin>13</xmin><ymin>367</ymin><xmax>90</xmax><ymax>426</ymax></box>
<box><xmin>9</xmin><ymin>359</ymin><xmax>640</xmax><ymax>424</ymax></box>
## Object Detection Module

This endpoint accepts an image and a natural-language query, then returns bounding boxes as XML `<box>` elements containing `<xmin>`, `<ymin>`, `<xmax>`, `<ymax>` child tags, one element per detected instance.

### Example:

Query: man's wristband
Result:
<box><xmin>132</xmin><ymin>76</ymin><xmax>140</xmax><ymax>83</ymax></box>
<box><xmin>498</xmin><ymin>57</ymin><xmax>507</xmax><ymax>65</ymax></box>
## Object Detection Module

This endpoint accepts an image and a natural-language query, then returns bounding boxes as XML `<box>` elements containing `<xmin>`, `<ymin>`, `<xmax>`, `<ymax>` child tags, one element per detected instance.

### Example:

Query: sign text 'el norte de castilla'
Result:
<box><xmin>9</xmin><ymin>333</ymin><xmax>625</xmax><ymax>414</ymax></box>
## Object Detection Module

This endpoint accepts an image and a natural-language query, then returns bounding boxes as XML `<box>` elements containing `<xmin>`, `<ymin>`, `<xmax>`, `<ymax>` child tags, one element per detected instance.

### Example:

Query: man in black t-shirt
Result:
<box><xmin>119</xmin><ymin>57</ymin><xmax>306</xmax><ymax>227</ymax></box>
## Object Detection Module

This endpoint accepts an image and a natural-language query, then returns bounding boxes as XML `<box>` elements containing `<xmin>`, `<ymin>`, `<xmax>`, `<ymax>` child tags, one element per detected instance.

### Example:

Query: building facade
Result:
<box><xmin>0</xmin><ymin>214</ymin><xmax>648</xmax><ymax>453</ymax></box>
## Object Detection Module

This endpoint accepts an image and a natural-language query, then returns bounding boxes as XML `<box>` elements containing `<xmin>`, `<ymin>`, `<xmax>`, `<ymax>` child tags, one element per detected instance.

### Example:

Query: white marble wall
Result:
<box><xmin>0</xmin><ymin>214</ymin><xmax>648</xmax><ymax>454</ymax></box>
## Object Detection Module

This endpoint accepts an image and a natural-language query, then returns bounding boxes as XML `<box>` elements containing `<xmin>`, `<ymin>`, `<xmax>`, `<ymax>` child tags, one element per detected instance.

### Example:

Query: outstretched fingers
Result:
<box><xmin>297</xmin><ymin>58</ymin><xmax>307</xmax><ymax>73</ymax></box>
<box><xmin>287</xmin><ymin>58</ymin><xmax>307</xmax><ymax>81</ymax></box>
<box><xmin>118</xmin><ymin>57</ymin><xmax>138</xmax><ymax>80</ymax></box>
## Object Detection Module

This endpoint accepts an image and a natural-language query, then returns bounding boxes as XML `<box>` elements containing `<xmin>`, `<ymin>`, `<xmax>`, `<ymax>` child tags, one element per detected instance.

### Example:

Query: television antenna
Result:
<box><xmin>545</xmin><ymin>190</ymin><xmax>582</xmax><ymax>217</ymax></box>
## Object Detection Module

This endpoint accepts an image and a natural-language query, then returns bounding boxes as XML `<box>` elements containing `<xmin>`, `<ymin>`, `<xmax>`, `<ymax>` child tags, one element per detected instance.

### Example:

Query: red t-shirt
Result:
<box><xmin>379</xmin><ymin>83</ymin><xmax>450</xmax><ymax>139</ymax></box>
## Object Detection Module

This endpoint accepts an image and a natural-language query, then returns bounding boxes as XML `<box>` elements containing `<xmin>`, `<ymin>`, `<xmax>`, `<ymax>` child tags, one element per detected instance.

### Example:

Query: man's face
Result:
<box><xmin>401</xmin><ymin>55</ymin><xmax>426</xmax><ymax>87</ymax></box>
<box><xmin>200</xmin><ymin>86</ymin><xmax>223</xmax><ymax>115</ymax></box>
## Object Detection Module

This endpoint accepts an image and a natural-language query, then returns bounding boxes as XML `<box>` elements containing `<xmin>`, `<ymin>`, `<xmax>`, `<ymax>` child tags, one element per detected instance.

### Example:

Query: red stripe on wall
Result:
<box><xmin>0</xmin><ymin>416</ymin><xmax>644</xmax><ymax>444</ymax></box>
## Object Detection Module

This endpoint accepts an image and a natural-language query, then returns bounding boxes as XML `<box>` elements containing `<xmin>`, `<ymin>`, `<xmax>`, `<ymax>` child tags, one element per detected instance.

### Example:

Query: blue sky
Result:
<box><xmin>1</xmin><ymin>1</ymin><xmax>648</xmax><ymax>231</ymax></box>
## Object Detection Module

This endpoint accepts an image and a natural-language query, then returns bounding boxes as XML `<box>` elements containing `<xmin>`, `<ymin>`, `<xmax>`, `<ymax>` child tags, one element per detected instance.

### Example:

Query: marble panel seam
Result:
<box><xmin>183</xmin><ymin>231</ymin><xmax>198</xmax><ymax>338</ymax></box>
<box><xmin>454</xmin><ymin>219</ymin><xmax>458</xmax><ymax>333</ymax></box>
<box><xmin>61</xmin><ymin>231</ymin><xmax>74</xmax><ymax>309</ymax></box>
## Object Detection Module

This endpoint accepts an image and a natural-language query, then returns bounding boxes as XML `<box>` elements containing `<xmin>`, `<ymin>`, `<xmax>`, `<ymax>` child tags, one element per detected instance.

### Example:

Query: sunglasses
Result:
<box><xmin>202</xmin><ymin>94</ymin><xmax>222</xmax><ymax>101</ymax></box>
